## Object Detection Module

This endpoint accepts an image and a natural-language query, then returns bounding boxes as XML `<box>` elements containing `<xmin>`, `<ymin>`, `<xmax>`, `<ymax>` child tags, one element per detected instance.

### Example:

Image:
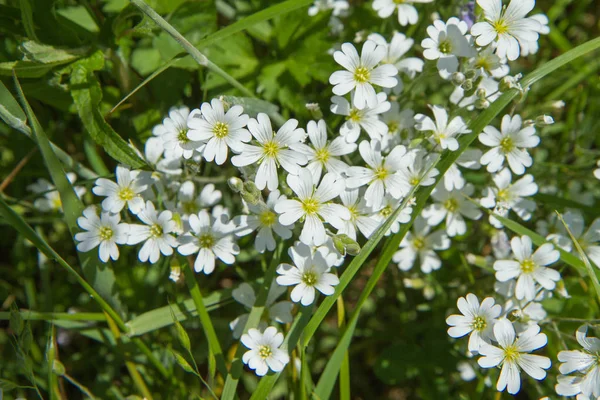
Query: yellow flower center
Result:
<box><xmin>213</xmin><ymin>121</ymin><xmax>229</xmax><ymax>139</ymax></box>
<box><xmin>503</xmin><ymin>344</ymin><xmax>521</xmax><ymax>363</ymax></box>
<box><xmin>181</xmin><ymin>200</ymin><xmax>199</xmax><ymax>215</ymax></box>
<box><xmin>471</xmin><ymin>316</ymin><xmax>487</xmax><ymax>331</ymax></box>
<box><xmin>259</xmin><ymin>210</ymin><xmax>277</xmax><ymax>227</ymax></box>
<box><xmin>99</xmin><ymin>226</ymin><xmax>114</xmax><ymax>241</ymax></box>
<box><xmin>315</xmin><ymin>147</ymin><xmax>330</xmax><ymax>164</ymax></box>
<box><xmin>347</xmin><ymin>205</ymin><xmax>359</xmax><ymax>222</ymax></box>
<box><xmin>347</xmin><ymin>108</ymin><xmax>362</xmax><ymax>122</ymax></box>
<box><xmin>475</xmin><ymin>56</ymin><xmax>492</xmax><ymax>71</ymax></box>
<box><xmin>374</xmin><ymin>166</ymin><xmax>389</xmax><ymax>181</ymax></box>
<box><xmin>409</xmin><ymin>177</ymin><xmax>420</xmax><ymax>186</ymax></box>
<box><xmin>500</xmin><ymin>136</ymin><xmax>515</xmax><ymax>153</ymax></box>
<box><xmin>150</xmin><ymin>223</ymin><xmax>163</xmax><ymax>238</ymax></box>
<box><xmin>496</xmin><ymin>188</ymin><xmax>511</xmax><ymax>203</ymax></box>
<box><xmin>413</xmin><ymin>236</ymin><xmax>426</xmax><ymax>250</ymax></box>
<box><xmin>302</xmin><ymin>270</ymin><xmax>318</xmax><ymax>286</ymax></box>
<box><xmin>354</xmin><ymin>66</ymin><xmax>371</xmax><ymax>83</ymax></box>
<box><xmin>51</xmin><ymin>196</ymin><xmax>62</xmax><ymax>210</ymax></box>
<box><xmin>387</xmin><ymin>121</ymin><xmax>399</xmax><ymax>133</ymax></box>
<box><xmin>178</xmin><ymin>129</ymin><xmax>190</xmax><ymax>144</ymax></box>
<box><xmin>263</xmin><ymin>140</ymin><xmax>280</xmax><ymax>158</ymax></box>
<box><xmin>520</xmin><ymin>258</ymin><xmax>537</xmax><ymax>274</ymax></box>
<box><xmin>259</xmin><ymin>345</ymin><xmax>273</xmax><ymax>359</ymax></box>
<box><xmin>380</xmin><ymin>205</ymin><xmax>393</xmax><ymax>218</ymax></box>
<box><xmin>301</xmin><ymin>197</ymin><xmax>320</xmax><ymax>215</ymax></box>
<box><xmin>438</xmin><ymin>39</ymin><xmax>453</xmax><ymax>54</ymax></box>
<box><xmin>393</xmin><ymin>0</ymin><xmax>405</xmax><ymax>4</ymax></box>
<box><xmin>444</xmin><ymin>198</ymin><xmax>459</xmax><ymax>213</ymax></box>
<box><xmin>198</xmin><ymin>233</ymin><xmax>214</xmax><ymax>248</ymax></box>
<box><xmin>118</xmin><ymin>187</ymin><xmax>135</xmax><ymax>201</ymax></box>
<box><xmin>493</xmin><ymin>19</ymin><xmax>509</xmax><ymax>35</ymax></box>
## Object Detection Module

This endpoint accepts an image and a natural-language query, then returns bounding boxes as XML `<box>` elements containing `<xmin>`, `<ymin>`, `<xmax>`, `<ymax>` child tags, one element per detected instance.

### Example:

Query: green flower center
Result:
<box><xmin>302</xmin><ymin>270</ymin><xmax>318</xmax><ymax>286</ymax></box>
<box><xmin>438</xmin><ymin>39</ymin><xmax>453</xmax><ymax>54</ymax></box>
<box><xmin>99</xmin><ymin>226</ymin><xmax>114</xmax><ymax>241</ymax></box>
<box><xmin>213</xmin><ymin>121</ymin><xmax>229</xmax><ymax>139</ymax></box>
<box><xmin>259</xmin><ymin>345</ymin><xmax>273</xmax><ymax>359</ymax></box>
<box><xmin>198</xmin><ymin>233</ymin><xmax>214</xmax><ymax>248</ymax></box>
<box><xmin>301</xmin><ymin>197</ymin><xmax>320</xmax><ymax>215</ymax></box>
<box><xmin>182</xmin><ymin>200</ymin><xmax>199</xmax><ymax>215</ymax></box>
<box><xmin>150</xmin><ymin>223</ymin><xmax>163</xmax><ymax>238</ymax></box>
<box><xmin>178</xmin><ymin>129</ymin><xmax>190</xmax><ymax>144</ymax></box>
<box><xmin>444</xmin><ymin>198</ymin><xmax>459</xmax><ymax>213</ymax></box>
<box><xmin>263</xmin><ymin>139</ymin><xmax>280</xmax><ymax>158</ymax></box>
<box><xmin>387</xmin><ymin>121</ymin><xmax>399</xmax><ymax>133</ymax></box>
<box><xmin>475</xmin><ymin>56</ymin><xmax>492</xmax><ymax>71</ymax></box>
<box><xmin>354</xmin><ymin>66</ymin><xmax>371</xmax><ymax>83</ymax></box>
<box><xmin>380</xmin><ymin>205</ymin><xmax>393</xmax><ymax>218</ymax></box>
<box><xmin>259</xmin><ymin>210</ymin><xmax>277</xmax><ymax>227</ymax></box>
<box><xmin>315</xmin><ymin>148</ymin><xmax>330</xmax><ymax>163</ymax></box>
<box><xmin>347</xmin><ymin>108</ymin><xmax>362</xmax><ymax>122</ymax></box>
<box><xmin>409</xmin><ymin>177</ymin><xmax>420</xmax><ymax>186</ymax></box>
<box><xmin>118</xmin><ymin>187</ymin><xmax>135</xmax><ymax>201</ymax></box>
<box><xmin>520</xmin><ymin>259</ymin><xmax>537</xmax><ymax>274</ymax></box>
<box><xmin>471</xmin><ymin>316</ymin><xmax>487</xmax><ymax>331</ymax></box>
<box><xmin>413</xmin><ymin>236</ymin><xmax>426</xmax><ymax>250</ymax></box>
<box><xmin>499</xmin><ymin>136</ymin><xmax>515</xmax><ymax>153</ymax></box>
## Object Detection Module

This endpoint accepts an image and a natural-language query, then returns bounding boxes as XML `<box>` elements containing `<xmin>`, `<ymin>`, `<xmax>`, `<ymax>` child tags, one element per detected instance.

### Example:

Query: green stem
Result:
<box><xmin>129</xmin><ymin>0</ymin><xmax>254</xmax><ymax>97</ymax></box>
<box><xmin>182</xmin><ymin>264</ymin><xmax>228</xmax><ymax>377</ymax></box>
<box><xmin>63</xmin><ymin>373</ymin><xmax>97</xmax><ymax>399</ymax></box>
<box><xmin>0</xmin><ymin>311</ymin><xmax>107</xmax><ymax>322</ymax></box>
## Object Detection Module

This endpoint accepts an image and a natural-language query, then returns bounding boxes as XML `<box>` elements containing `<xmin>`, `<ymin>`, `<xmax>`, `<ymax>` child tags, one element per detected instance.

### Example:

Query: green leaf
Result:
<box><xmin>0</xmin><ymin>378</ymin><xmax>18</xmax><ymax>392</ymax></box>
<box><xmin>9</xmin><ymin>305</ymin><xmax>24</xmax><ymax>335</ymax></box>
<box><xmin>172</xmin><ymin>308</ymin><xmax>191</xmax><ymax>353</ymax></box>
<box><xmin>20</xmin><ymin>40</ymin><xmax>87</xmax><ymax>64</ymax></box>
<box><xmin>173</xmin><ymin>350</ymin><xmax>195</xmax><ymax>374</ymax></box>
<box><xmin>69</xmin><ymin>52</ymin><xmax>146</xmax><ymax>168</ymax></box>
<box><xmin>19</xmin><ymin>0</ymin><xmax>38</xmax><ymax>42</ymax></box>
<box><xmin>0</xmin><ymin>61</ymin><xmax>57</xmax><ymax>78</ymax></box>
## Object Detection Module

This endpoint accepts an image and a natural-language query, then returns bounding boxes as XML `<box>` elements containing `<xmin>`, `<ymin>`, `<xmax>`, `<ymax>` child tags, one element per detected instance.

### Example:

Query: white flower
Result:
<box><xmin>231</xmin><ymin>113</ymin><xmax>307</xmax><ymax>191</ymax></box>
<box><xmin>28</xmin><ymin>173</ymin><xmax>86</xmax><ymax>213</ymax></box>
<box><xmin>155</xmin><ymin>106</ymin><xmax>202</xmax><ymax>159</ymax></box>
<box><xmin>372</xmin><ymin>194</ymin><xmax>413</xmax><ymax>236</ymax></box>
<box><xmin>127</xmin><ymin>201</ymin><xmax>178</xmax><ymax>264</ymax></box>
<box><xmin>451</xmin><ymin>77</ymin><xmax>501</xmax><ymax>110</ymax></box>
<box><xmin>234</xmin><ymin>190</ymin><xmax>294</xmax><ymax>253</ymax></box>
<box><xmin>177</xmin><ymin>209</ymin><xmax>239</xmax><ymax>274</ymax></box>
<box><xmin>557</xmin><ymin>325</ymin><xmax>600</xmax><ymax>399</ymax></box>
<box><xmin>293</xmin><ymin>119</ymin><xmax>357</xmax><ymax>180</ymax></box>
<box><xmin>92</xmin><ymin>165</ymin><xmax>148</xmax><ymax>214</ymax></box>
<box><xmin>230</xmin><ymin>282</ymin><xmax>293</xmax><ymax>339</ymax></box>
<box><xmin>594</xmin><ymin>160</ymin><xmax>600</xmax><ymax>180</ymax></box>
<box><xmin>415</xmin><ymin>105</ymin><xmax>471</xmax><ymax>151</ymax></box>
<box><xmin>421</xmin><ymin>18</ymin><xmax>475</xmax><ymax>78</ymax></box>
<box><xmin>396</xmin><ymin>148</ymin><xmax>439</xmax><ymax>190</ymax></box>
<box><xmin>187</xmin><ymin>99</ymin><xmax>251</xmax><ymax>165</ymax></box>
<box><xmin>443</xmin><ymin>148</ymin><xmax>482</xmax><ymax>191</ymax></box>
<box><xmin>471</xmin><ymin>0</ymin><xmax>542</xmax><ymax>61</ymax></box>
<box><xmin>335</xmin><ymin>187</ymin><xmax>380</xmax><ymax>240</ymax></box>
<box><xmin>479</xmin><ymin>114</ymin><xmax>539</xmax><ymax>175</ymax></box>
<box><xmin>274</xmin><ymin>169</ymin><xmax>349</xmax><ymax>246</ymax></box>
<box><xmin>478</xmin><ymin>319</ymin><xmax>551</xmax><ymax>395</ymax></box>
<box><xmin>241</xmin><ymin>326</ymin><xmax>290</xmax><ymax>376</ymax></box>
<box><xmin>329</xmin><ymin>41</ymin><xmax>398</xmax><ymax>110</ymax></box>
<box><xmin>368</xmin><ymin>32</ymin><xmax>424</xmax><ymax>93</ymax></box>
<box><xmin>392</xmin><ymin>216</ymin><xmax>450</xmax><ymax>273</ymax></box>
<box><xmin>331</xmin><ymin>93</ymin><xmax>391</xmax><ymax>143</ymax></box>
<box><xmin>480</xmin><ymin>168</ymin><xmax>538</xmax><ymax>228</ymax></box>
<box><xmin>372</xmin><ymin>0</ymin><xmax>433</xmax><ymax>26</ymax></box>
<box><xmin>144</xmin><ymin>136</ymin><xmax>183</xmax><ymax>176</ymax></box>
<box><xmin>547</xmin><ymin>211</ymin><xmax>600</xmax><ymax>268</ymax></box>
<box><xmin>308</xmin><ymin>0</ymin><xmax>349</xmax><ymax>17</ymax></box>
<box><xmin>469</xmin><ymin>46</ymin><xmax>510</xmax><ymax>79</ymax></box>
<box><xmin>74</xmin><ymin>206</ymin><xmax>130</xmax><ymax>263</ymax></box>
<box><xmin>175</xmin><ymin>181</ymin><xmax>222</xmax><ymax>219</ymax></box>
<box><xmin>346</xmin><ymin>140</ymin><xmax>411</xmax><ymax>210</ymax></box>
<box><xmin>422</xmin><ymin>183</ymin><xmax>482</xmax><ymax>237</ymax></box>
<box><xmin>380</xmin><ymin>104</ymin><xmax>415</xmax><ymax>150</ymax></box>
<box><xmin>494</xmin><ymin>235</ymin><xmax>561</xmax><ymax>301</ymax></box>
<box><xmin>446</xmin><ymin>293</ymin><xmax>502</xmax><ymax>353</ymax></box>
<box><xmin>276</xmin><ymin>243</ymin><xmax>340</xmax><ymax>305</ymax></box>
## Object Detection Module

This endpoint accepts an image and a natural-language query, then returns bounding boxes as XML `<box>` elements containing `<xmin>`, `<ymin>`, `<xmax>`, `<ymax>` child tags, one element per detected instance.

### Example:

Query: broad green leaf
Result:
<box><xmin>20</xmin><ymin>41</ymin><xmax>87</xmax><ymax>64</ymax></box>
<box><xmin>69</xmin><ymin>52</ymin><xmax>146</xmax><ymax>168</ymax></box>
<box><xmin>0</xmin><ymin>61</ymin><xmax>58</xmax><ymax>78</ymax></box>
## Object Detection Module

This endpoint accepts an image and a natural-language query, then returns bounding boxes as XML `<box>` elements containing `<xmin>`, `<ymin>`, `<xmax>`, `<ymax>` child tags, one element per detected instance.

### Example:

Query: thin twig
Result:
<box><xmin>0</xmin><ymin>148</ymin><xmax>36</xmax><ymax>193</ymax></box>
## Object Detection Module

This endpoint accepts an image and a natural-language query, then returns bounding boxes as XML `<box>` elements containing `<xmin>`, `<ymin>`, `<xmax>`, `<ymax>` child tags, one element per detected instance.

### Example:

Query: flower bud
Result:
<box><xmin>228</xmin><ymin>177</ymin><xmax>244</xmax><ymax>193</ymax></box>
<box><xmin>451</xmin><ymin>72</ymin><xmax>465</xmax><ymax>85</ymax></box>
<box><xmin>461</xmin><ymin>79</ymin><xmax>473</xmax><ymax>91</ymax></box>
<box><xmin>306</xmin><ymin>103</ymin><xmax>323</xmax><ymax>120</ymax></box>
<box><xmin>476</xmin><ymin>88</ymin><xmax>487</xmax><ymax>99</ymax></box>
<box><xmin>474</xmin><ymin>98</ymin><xmax>490</xmax><ymax>109</ymax></box>
<box><xmin>535</xmin><ymin>115</ymin><xmax>554</xmax><ymax>127</ymax></box>
<box><xmin>241</xmin><ymin>181</ymin><xmax>262</xmax><ymax>205</ymax></box>
<box><xmin>332</xmin><ymin>234</ymin><xmax>361</xmax><ymax>256</ymax></box>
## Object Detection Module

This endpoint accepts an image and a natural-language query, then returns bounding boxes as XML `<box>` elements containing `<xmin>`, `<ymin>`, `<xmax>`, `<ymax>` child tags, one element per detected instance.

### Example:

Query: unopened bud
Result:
<box><xmin>464</xmin><ymin>69</ymin><xmax>477</xmax><ymax>79</ymax></box>
<box><xmin>241</xmin><ymin>181</ymin><xmax>261</xmax><ymax>205</ymax></box>
<box><xmin>535</xmin><ymin>115</ymin><xmax>554</xmax><ymax>127</ymax></box>
<box><xmin>476</xmin><ymin>88</ymin><xmax>487</xmax><ymax>99</ymax></box>
<box><xmin>332</xmin><ymin>234</ymin><xmax>361</xmax><ymax>256</ymax></box>
<box><xmin>228</xmin><ymin>177</ymin><xmax>244</xmax><ymax>193</ymax></box>
<box><xmin>305</xmin><ymin>103</ymin><xmax>323</xmax><ymax>120</ymax></box>
<box><xmin>507</xmin><ymin>309</ymin><xmax>523</xmax><ymax>322</ymax></box>
<box><xmin>474</xmin><ymin>98</ymin><xmax>490</xmax><ymax>109</ymax></box>
<box><xmin>451</xmin><ymin>72</ymin><xmax>465</xmax><ymax>86</ymax></box>
<box><xmin>461</xmin><ymin>79</ymin><xmax>473</xmax><ymax>92</ymax></box>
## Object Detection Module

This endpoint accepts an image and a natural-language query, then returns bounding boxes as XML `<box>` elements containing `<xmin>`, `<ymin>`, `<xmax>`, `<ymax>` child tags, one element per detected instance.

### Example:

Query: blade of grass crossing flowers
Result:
<box><xmin>220</xmin><ymin>243</ymin><xmax>284</xmax><ymax>400</ymax></box>
<box><xmin>12</xmin><ymin>73</ymin><xmax>125</xmax><ymax>316</ymax></box>
<box><xmin>182</xmin><ymin>265</ymin><xmax>228</xmax><ymax>378</ymax></box>
<box><xmin>307</xmin><ymin>37</ymin><xmax>600</xmax><ymax>398</ymax></box>
<box><xmin>336</xmin><ymin>295</ymin><xmax>350</xmax><ymax>400</ymax></box>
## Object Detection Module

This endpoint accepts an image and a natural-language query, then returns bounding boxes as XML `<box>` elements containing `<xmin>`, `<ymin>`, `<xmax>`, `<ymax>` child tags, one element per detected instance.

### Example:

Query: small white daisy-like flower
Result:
<box><xmin>520</xmin><ymin>14</ymin><xmax>549</xmax><ymax>56</ymax></box>
<box><xmin>276</xmin><ymin>243</ymin><xmax>340</xmax><ymax>306</ymax></box>
<box><xmin>335</xmin><ymin>187</ymin><xmax>380</xmax><ymax>240</ymax></box>
<box><xmin>380</xmin><ymin>103</ymin><xmax>415</xmax><ymax>150</ymax></box>
<box><xmin>177</xmin><ymin>209</ymin><xmax>239</xmax><ymax>274</ymax></box>
<box><xmin>468</xmin><ymin>46</ymin><xmax>510</xmax><ymax>79</ymax></box>
<box><xmin>230</xmin><ymin>282</ymin><xmax>293</xmax><ymax>339</ymax></box>
<box><xmin>443</xmin><ymin>149</ymin><xmax>482</xmax><ymax>191</ymax></box>
<box><xmin>557</xmin><ymin>325</ymin><xmax>600</xmax><ymax>399</ymax></box>
<box><xmin>241</xmin><ymin>326</ymin><xmax>290</xmax><ymax>376</ymax></box>
<box><xmin>479</xmin><ymin>114</ymin><xmax>539</xmax><ymax>175</ymax></box>
<box><xmin>274</xmin><ymin>169</ymin><xmax>350</xmax><ymax>246</ymax></box>
<box><xmin>331</xmin><ymin>93</ymin><xmax>391</xmax><ymax>143</ymax></box>
<box><xmin>396</xmin><ymin>148</ymin><xmax>440</xmax><ymax>190</ymax></box>
<box><xmin>346</xmin><ymin>140</ymin><xmax>411</xmax><ymax>210</ymax></box>
<box><xmin>293</xmin><ymin>119</ymin><xmax>357</xmax><ymax>180</ymax></box>
<box><xmin>422</xmin><ymin>183</ymin><xmax>482</xmax><ymax>237</ymax></box>
<box><xmin>415</xmin><ymin>105</ymin><xmax>471</xmax><ymax>151</ymax></box>
<box><xmin>74</xmin><ymin>206</ymin><xmax>130</xmax><ymax>263</ymax></box>
<box><xmin>187</xmin><ymin>99</ymin><xmax>251</xmax><ymax>165</ymax></box>
<box><xmin>175</xmin><ymin>181</ymin><xmax>222</xmax><ymax>218</ymax></box>
<box><xmin>470</xmin><ymin>0</ymin><xmax>542</xmax><ymax>61</ymax></box>
<box><xmin>478</xmin><ymin>319</ymin><xmax>551</xmax><ymax>395</ymax></box>
<box><xmin>155</xmin><ymin>106</ymin><xmax>202</xmax><ymax>160</ymax></box>
<box><xmin>308</xmin><ymin>0</ymin><xmax>349</xmax><ymax>17</ymax></box>
<box><xmin>234</xmin><ymin>190</ymin><xmax>294</xmax><ymax>253</ymax></box>
<box><xmin>372</xmin><ymin>194</ymin><xmax>413</xmax><ymax>236</ymax></box>
<box><xmin>421</xmin><ymin>17</ymin><xmax>475</xmax><ymax>79</ymax></box>
<box><xmin>28</xmin><ymin>173</ymin><xmax>86</xmax><ymax>213</ymax></box>
<box><xmin>127</xmin><ymin>201</ymin><xmax>178</xmax><ymax>264</ymax></box>
<box><xmin>446</xmin><ymin>293</ymin><xmax>502</xmax><ymax>353</ymax></box>
<box><xmin>231</xmin><ymin>113</ymin><xmax>307</xmax><ymax>191</ymax></box>
<box><xmin>480</xmin><ymin>168</ymin><xmax>538</xmax><ymax>228</ymax></box>
<box><xmin>493</xmin><ymin>235</ymin><xmax>561</xmax><ymax>301</ymax></box>
<box><xmin>594</xmin><ymin>160</ymin><xmax>600</xmax><ymax>180</ymax></box>
<box><xmin>92</xmin><ymin>165</ymin><xmax>148</xmax><ymax>214</ymax></box>
<box><xmin>372</xmin><ymin>0</ymin><xmax>433</xmax><ymax>26</ymax></box>
<box><xmin>392</xmin><ymin>216</ymin><xmax>450</xmax><ymax>273</ymax></box>
<box><xmin>329</xmin><ymin>41</ymin><xmax>398</xmax><ymax>110</ymax></box>
<box><xmin>546</xmin><ymin>211</ymin><xmax>600</xmax><ymax>268</ymax></box>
